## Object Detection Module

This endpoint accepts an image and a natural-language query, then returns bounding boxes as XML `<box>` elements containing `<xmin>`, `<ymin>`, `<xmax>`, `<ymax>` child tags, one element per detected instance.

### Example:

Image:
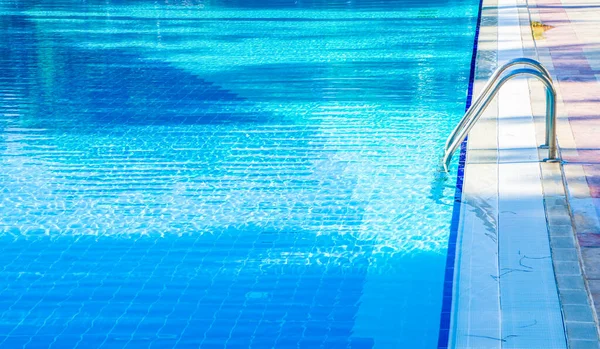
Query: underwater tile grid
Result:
<box><xmin>0</xmin><ymin>0</ymin><xmax>480</xmax><ymax>347</ymax></box>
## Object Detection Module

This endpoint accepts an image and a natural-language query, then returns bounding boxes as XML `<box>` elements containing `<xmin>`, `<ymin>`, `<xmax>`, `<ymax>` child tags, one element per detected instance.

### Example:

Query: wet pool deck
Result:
<box><xmin>450</xmin><ymin>0</ymin><xmax>600</xmax><ymax>347</ymax></box>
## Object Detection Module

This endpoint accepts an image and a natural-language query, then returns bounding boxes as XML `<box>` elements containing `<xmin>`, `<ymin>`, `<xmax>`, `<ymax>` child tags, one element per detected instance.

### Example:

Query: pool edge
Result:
<box><xmin>436</xmin><ymin>0</ymin><xmax>484</xmax><ymax>347</ymax></box>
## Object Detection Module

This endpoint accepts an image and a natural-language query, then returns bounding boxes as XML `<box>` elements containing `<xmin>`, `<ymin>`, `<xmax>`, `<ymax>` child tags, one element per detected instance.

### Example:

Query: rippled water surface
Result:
<box><xmin>0</xmin><ymin>0</ymin><xmax>479</xmax><ymax>347</ymax></box>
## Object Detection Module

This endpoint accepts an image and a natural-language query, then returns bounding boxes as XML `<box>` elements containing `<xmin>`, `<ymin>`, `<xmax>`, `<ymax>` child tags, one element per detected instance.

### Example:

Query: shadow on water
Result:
<box><xmin>0</xmin><ymin>15</ymin><xmax>281</xmax><ymax>129</ymax></box>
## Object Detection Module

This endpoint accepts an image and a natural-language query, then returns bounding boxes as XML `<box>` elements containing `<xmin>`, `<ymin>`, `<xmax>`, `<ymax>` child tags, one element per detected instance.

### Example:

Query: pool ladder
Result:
<box><xmin>442</xmin><ymin>58</ymin><xmax>559</xmax><ymax>172</ymax></box>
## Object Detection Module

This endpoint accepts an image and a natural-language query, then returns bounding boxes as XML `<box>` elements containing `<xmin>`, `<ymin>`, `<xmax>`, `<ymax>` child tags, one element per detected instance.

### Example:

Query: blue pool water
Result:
<box><xmin>0</xmin><ymin>0</ymin><xmax>480</xmax><ymax>347</ymax></box>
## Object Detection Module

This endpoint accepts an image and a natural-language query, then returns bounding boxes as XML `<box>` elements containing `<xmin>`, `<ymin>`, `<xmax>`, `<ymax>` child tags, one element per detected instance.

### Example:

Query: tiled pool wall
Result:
<box><xmin>437</xmin><ymin>0</ymin><xmax>484</xmax><ymax>347</ymax></box>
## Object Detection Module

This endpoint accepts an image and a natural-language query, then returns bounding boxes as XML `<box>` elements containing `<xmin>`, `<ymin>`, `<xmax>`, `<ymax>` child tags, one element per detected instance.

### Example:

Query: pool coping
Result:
<box><xmin>444</xmin><ymin>0</ymin><xmax>600</xmax><ymax>347</ymax></box>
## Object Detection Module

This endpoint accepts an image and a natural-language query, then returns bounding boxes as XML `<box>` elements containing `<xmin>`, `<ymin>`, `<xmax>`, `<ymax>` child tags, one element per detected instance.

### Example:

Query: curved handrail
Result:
<box><xmin>442</xmin><ymin>68</ymin><xmax>557</xmax><ymax>172</ymax></box>
<box><xmin>445</xmin><ymin>58</ymin><xmax>553</xmax><ymax>152</ymax></box>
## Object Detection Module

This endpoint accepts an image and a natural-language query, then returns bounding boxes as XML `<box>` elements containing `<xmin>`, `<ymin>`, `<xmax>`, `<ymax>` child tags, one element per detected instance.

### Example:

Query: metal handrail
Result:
<box><xmin>445</xmin><ymin>58</ymin><xmax>552</xmax><ymax>153</ymax></box>
<box><xmin>442</xmin><ymin>67</ymin><xmax>558</xmax><ymax>172</ymax></box>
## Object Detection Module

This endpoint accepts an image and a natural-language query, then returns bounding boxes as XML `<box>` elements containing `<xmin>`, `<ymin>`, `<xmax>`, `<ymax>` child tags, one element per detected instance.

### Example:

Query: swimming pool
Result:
<box><xmin>0</xmin><ymin>0</ymin><xmax>480</xmax><ymax>347</ymax></box>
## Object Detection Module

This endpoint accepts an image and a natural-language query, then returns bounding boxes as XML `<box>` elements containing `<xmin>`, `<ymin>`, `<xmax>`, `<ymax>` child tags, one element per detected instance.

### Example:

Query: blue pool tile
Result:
<box><xmin>349</xmin><ymin>337</ymin><xmax>375</xmax><ymax>348</ymax></box>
